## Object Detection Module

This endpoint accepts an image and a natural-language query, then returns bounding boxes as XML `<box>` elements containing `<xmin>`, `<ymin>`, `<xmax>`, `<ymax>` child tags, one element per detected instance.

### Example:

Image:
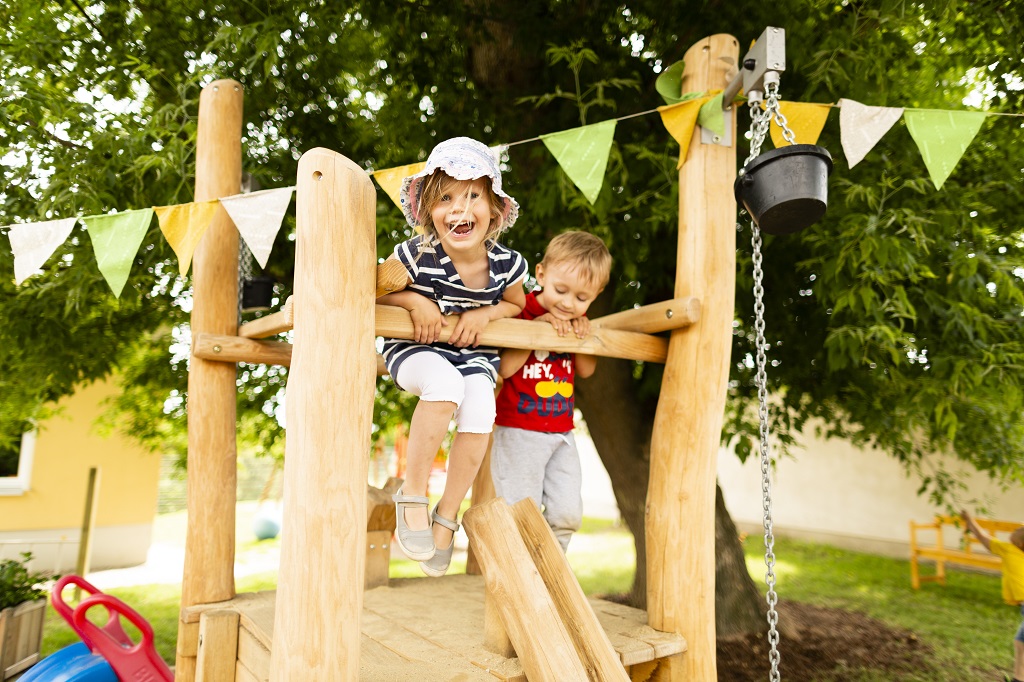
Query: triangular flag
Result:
<box><xmin>904</xmin><ymin>109</ymin><xmax>987</xmax><ymax>190</ymax></box>
<box><xmin>697</xmin><ymin>93</ymin><xmax>726</xmax><ymax>138</ymax></box>
<box><xmin>373</xmin><ymin>162</ymin><xmax>426</xmax><ymax>211</ymax></box>
<box><xmin>82</xmin><ymin>208</ymin><xmax>154</xmax><ymax>298</ymax></box>
<box><xmin>838</xmin><ymin>98</ymin><xmax>904</xmax><ymax>168</ymax></box>
<box><xmin>655</xmin><ymin>60</ymin><xmax>689</xmax><ymax>105</ymax></box>
<box><xmin>540</xmin><ymin>120</ymin><xmax>617</xmax><ymax>204</ymax></box>
<box><xmin>7</xmin><ymin>217</ymin><xmax>77</xmax><ymax>285</ymax></box>
<box><xmin>658</xmin><ymin>97</ymin><xmax>711</xmax><ymax>168</ymax></box>
<box><xmin>220</xmin><ymin>187</ymin><xmax>294</xmax><ymax>269</ymax></box>
<box><xmin>769</xmin><ymin>102</ymin><xmax>832</xmax><ymax>148</ymax></box>
<box><xmin>154</xmin><ymin>201</ymin><xmax>219</xmax><ymax>276</ymax></box>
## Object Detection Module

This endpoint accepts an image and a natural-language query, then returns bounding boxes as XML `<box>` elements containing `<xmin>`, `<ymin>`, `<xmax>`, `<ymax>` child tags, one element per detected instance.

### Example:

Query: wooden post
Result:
<box><xmin>465</xmin><ymin>433</ymin><xmax>496</xmax><ymax>575</ymax></box>
<box><xmin>196</xmin><ymin>610</ymin><xmax>239</xmax><ymax>682</ymax></box>
<box><xmin>74</xmin><ymin>467</ymin><xmax>100</xmax><ymax>597</ymax></box>
<box><xmin>178</xmin><ymin>78</ymin><xmax>243</xmax><ymax>682</ymax></box>
<box><xmin>645</xmin><ymin>34</ymin><xmax>739</xmax><ymax>682</ymax></box>
<box><xmin>269</xmin><ymin>148</ymin><xmax>376</xmax><ymax>681</ymax></box>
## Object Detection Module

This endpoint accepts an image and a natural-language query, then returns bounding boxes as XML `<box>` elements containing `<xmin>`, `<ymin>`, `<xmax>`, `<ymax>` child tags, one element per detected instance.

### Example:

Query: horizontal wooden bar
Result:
<box><xmin>591</xmin><ymin>297</ymin><xmax>701</xmax><ymax>334</ymax></box>
<box><xmin>204</xmin><ymin>306</ymin><xmax>670</xmax><ymax>367</ymax></box>
<box><xmin>194</xmin><ymin>334</ymin><xmax>388</xmax><ymax>373</ymax></box>
<box><xmin>238</xmin><ymin>296</ymin><xmax>294</xmax><ymax>339</ymax></box>
<box><xmin>375</xmin><ymin>305</ymin><xmax>668</xmax><ymax>363</ymax></box>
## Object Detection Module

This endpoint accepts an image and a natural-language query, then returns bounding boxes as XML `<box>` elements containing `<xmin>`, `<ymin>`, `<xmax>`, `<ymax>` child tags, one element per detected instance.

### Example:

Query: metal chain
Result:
<box><xmin>741</xmin><ymin>74</ymin><xmax>787</xmax><ymax>682</ymax></box>
<box><xmin>751</xmin><ymin>220</ymin><xmax>781</xmax><ymax>682</ymax></box>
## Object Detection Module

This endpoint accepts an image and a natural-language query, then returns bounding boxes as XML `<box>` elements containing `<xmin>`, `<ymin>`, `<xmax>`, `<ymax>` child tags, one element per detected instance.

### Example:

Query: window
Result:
<box><xmin>0</xmin><ymin>429</ymin><xmax>36</xmax><ymax>496</ymax></box>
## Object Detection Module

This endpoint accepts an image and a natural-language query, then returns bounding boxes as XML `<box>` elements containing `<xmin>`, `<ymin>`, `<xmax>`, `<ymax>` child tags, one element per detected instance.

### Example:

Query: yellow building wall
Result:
<box><xmin>0</xmin><ymin>378</ymin><xmax>161</xmax><ymax>532</ymax></box>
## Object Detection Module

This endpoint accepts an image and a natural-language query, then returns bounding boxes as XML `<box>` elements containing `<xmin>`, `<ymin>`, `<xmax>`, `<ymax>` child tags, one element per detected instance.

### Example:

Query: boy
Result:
<box><xmin>492</xmin><ymin>231</ymin><xmax>612</xmax><ymax>551</ymax></box>
<box><xmin>962</xmin><ymin>509</ymin><xmax>1024</xmax><ymax>682</ymax></box>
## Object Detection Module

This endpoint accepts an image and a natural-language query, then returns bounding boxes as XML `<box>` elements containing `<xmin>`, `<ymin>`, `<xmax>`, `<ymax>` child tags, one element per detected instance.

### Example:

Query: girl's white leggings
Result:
<box><xmin>394</xmin><ymin>351</ymin><xmax>496</xmax><ymax>434</ymax></box>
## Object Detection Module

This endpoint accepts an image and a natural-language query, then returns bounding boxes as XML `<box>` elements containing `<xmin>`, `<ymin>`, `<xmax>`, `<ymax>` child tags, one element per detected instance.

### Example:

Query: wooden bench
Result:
<box><xmin>909</xmin><ymin>514</ymin><xmax>1021</xmax><ymax>589</ymax></box>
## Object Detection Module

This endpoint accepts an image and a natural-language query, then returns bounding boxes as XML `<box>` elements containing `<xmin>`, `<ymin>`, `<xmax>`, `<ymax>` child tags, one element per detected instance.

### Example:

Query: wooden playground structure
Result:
<box><xmin>176</xmin><ymin>33</ymin><xmax>740</xmax><ymax>682</ymax></box>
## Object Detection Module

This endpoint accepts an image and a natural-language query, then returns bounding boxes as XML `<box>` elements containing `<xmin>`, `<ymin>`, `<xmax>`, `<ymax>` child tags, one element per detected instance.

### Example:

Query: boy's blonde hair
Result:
<box><xmin>416</xmin><ymin>171</ymin><xmax>506</xmax><ymax>246</ymax></box>
<box><xmin>541</xmin><ymin>231</ymin><xmax>612</xmax><ymax>290</ymax></box>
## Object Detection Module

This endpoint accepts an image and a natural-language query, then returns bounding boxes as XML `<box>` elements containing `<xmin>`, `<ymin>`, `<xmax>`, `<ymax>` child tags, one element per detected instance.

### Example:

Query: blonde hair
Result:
<box><xmin>541</xmin><ymin>231</ymin><xmax>612</xmax><ymax>289</ymax></box>
<box><xmin>415</xmin><ymin>171</ymin><xmax>506</xmax><ymax>246</ymax></box>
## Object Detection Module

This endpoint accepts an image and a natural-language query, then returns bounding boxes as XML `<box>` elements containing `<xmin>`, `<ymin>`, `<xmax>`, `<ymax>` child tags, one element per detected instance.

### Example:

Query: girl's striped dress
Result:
<box><xmin>382</xmin><ymin>235</ymin><xmax>528</xmax><ymax>387</ymax></box>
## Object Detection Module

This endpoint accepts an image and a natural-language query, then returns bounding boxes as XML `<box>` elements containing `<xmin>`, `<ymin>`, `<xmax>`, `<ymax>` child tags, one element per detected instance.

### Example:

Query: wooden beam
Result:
<box><xmin>194</xmin><ymin>334</ymin><xmax>294</xmax><ymax>366</ymax></box>
<box><xmin>591</xmin><ymin>297</ymin><xmax>701</xmax><ymax>334</ymax></box>
<box><xmin>375</xmin><ymin>305</ymin><xmax>669</xmax><ymax>363</ymax></box>
<box><xmin>462</xmin><ymin>499</ymin><xmax>589</xmax><ymax>682</ymax></box>
<box><xmin>510</xmin><ymin>499</ymin><xmax>629</xmax><ymax>681</ymax></box>
<box><xmin>179</xmin><ymin>79</ymin><xmax>243</xmax><ymax>682</ymax></box>
<box><xmin>196</xmin><ymin>610</ymin><xmax>239</xmax><ymax>682</ymax></box>
<box><xmin>645</xmin><ymin>34</ymin><xmax>739</xmax><ymax>682</ymax></box>
<box><xmin>238</xmin><ymin>296</ymin><xmax>293</xmax><ymax>339</ymax></box>
<box><xmin>269</xmin><ymin>147</ymin><xmax>377</xmax><ymax>680</ymax></box>
<box><xmin>193</xmin><ymin>333</ymin><xmax>387</xmax><ymax>373</ymax></box>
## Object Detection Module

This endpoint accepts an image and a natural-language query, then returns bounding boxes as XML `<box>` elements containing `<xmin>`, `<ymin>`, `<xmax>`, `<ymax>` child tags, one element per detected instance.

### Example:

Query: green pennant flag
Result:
<box><xmin>540</xmin><ymin>120</ymin><xmax>617</xmax><ymax>204</ymax></box>
<box><xmin>82</xmin><ymin>208</ymin><xmax>154</xmax><ymax>297</ymax></box>
<box><xmin>904</xmin><ymin>109</ymin><xmax>987</xmax><ymax>190</ymax></box>
<box><xmin>697</xmin><ymin>92</ymin><xmax>726</xmax><ymax>137</ymax></box>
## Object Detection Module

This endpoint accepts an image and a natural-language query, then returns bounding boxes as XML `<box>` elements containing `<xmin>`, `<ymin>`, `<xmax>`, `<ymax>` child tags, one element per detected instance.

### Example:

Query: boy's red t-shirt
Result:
<box><xmin>494</xmin><ymin>292</ymin><xmax>576</xmax><ymax>433</ymax></box>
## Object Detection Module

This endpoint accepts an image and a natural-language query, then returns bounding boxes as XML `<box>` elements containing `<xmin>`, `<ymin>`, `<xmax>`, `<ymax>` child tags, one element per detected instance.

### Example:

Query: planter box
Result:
<box><xmin>0</xmin><ymin>598</ymin><xmax>47</xmax><ymax>680</ymax></box>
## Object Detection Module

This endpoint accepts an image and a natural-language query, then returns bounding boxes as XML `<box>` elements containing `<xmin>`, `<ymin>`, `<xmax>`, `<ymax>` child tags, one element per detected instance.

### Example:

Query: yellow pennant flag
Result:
<box><xmin>154</xmin><ymin>201</ymin><xmax>219</xmax><ymax>276</ymax></box>
<box><xmin>770</xmin><ymin>102</ymin><xmax>832</xmax><ymax>148</ymax></box>
<box><xmin>658</xmin><ymin>97</ymin><xmax>711</xmax><ymax>168</ymax></box>
<box><xmin>373</xmin><ymin>162</ymin><xmax>427</xmax><ymax>211</ymax></box>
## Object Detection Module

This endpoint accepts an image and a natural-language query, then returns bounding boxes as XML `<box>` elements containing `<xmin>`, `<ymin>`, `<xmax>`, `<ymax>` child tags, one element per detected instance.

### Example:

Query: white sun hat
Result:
<box><xmin>399</xmin><ymin>137</ymin><xmax>520</xmax><ymax>231</ymax></box>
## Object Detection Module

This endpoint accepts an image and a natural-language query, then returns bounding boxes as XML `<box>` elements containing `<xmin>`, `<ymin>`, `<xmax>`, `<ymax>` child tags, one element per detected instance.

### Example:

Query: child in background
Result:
<box><xmin>492</xmin><ymin>231</ymin><xmax>611</xmax><ymax>551</ymax></box>
<box><xmin>962</xmin><ymin>509</ymin><xmax>1024</xmax><ymax>682</ymax></box>
<box><xmin>380</xmin><ymin>137</ymin><xmax>528</xmax><ymax>577</ymax></box>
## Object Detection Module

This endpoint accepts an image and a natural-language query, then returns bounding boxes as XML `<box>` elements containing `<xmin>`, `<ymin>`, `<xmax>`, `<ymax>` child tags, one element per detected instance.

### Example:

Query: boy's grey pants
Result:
<box><xmin>491</xmin><ymin>425</ymin><xmax>583</xmax><ymax>551</ymax></box>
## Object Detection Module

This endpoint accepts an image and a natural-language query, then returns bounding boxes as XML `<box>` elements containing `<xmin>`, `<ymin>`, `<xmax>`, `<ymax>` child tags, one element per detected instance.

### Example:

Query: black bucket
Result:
<box><xmin>734</xmin><ymin>144</ymin><xmax>833</xmax><ymax>235</ymax></box>
<box><xmin>241</xmin><ymin>276</ymin><xmax>276</xmax><ymax>312</ymax></box>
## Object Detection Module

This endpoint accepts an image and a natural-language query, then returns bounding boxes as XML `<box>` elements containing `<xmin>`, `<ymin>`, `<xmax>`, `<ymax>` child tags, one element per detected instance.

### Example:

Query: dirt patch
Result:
<box><xmin>717</xmin><ymin>601</ymin><xmax>931</xmax><ymax>681</ymax></box>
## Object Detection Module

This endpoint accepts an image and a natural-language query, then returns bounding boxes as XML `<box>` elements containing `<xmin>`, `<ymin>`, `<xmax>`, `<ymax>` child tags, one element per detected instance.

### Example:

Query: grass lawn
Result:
<box><xmin>40</xmin><ymin>507</ymin><xmax>1015</xmax><ymax>681</ymax></box>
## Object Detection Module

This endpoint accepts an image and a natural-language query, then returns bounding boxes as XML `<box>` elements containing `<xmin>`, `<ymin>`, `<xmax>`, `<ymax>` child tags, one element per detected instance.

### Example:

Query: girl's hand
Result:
<box><xmin>449</xmin><ymin>307</ymin><xmax>492</xmax><ymax>348</ymax></box>
<box><xmin>409</xmin><ymin>297</ymin><xmax>445</xmax><ymax>343</ymax></box>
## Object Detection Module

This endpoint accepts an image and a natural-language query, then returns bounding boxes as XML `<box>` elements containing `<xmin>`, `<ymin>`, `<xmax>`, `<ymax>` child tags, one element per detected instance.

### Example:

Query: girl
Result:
<box><xmin>379</xmin><ymin>137</ymin><xmax>527</xmax><ymax>577</ymax></box>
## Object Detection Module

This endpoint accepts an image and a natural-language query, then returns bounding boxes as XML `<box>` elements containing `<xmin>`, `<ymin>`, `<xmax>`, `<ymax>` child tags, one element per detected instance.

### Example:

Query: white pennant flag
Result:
<box><xmin>7</xmin><ymin>217</ymin><xmax>78</xmax><ymax>284</ymax></box>
<box><xmin>219</xmin><ymin>187</ymin><xmax>295</xmax><ymax>269</ymax></box>
<box><xmin>839</xmin><ymin>98</ymin><xmax>905</xmax><ymax>168</ymax></box>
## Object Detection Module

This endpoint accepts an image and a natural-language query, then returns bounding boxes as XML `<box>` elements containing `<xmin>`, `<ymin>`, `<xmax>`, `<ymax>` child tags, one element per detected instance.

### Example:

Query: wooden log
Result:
<box><xmin>269</xmin><ymin>148</ymin><xmax>377</xmax><ymax>681</ymax></box>
<box><xmin>193</xmin><ymin>334</ymin><xmax>294</xmax><ymax>367</ymax></box>
<box><xmin>510</xmin><ymin>499</ymin><xmax>629</xmax><ymax>681</ymax></box>
<box><xmin>591</xmin><ymin>297</ymin><xmax>701</xmax><ymax>334</ymax></box>
<box><xmin>179</xmin><ymin>78</ymin><xmax>244</xmax><ymax>682</ymax></box>
<box><xmin>376</xmin><ymin>305</ymin><xmax>668</xmax><ymax>362</ymax></box>
<box><xmin>193</xmin><ymin>333</ymin><xmax>388</xmax><ymax>374</ymax></box>
<box><xmin>364</xmin><ymin>530</ymin><xmax>391</xmax><ymax>590</ymax></box>
<box><xmin>196</xmin><ymin>610</ymin><xmax>240</xmax><ymax>682</ymax></box>
<box><xmin>462</xmin><ymin>498</ymin><xmax>589</xmax><ymax>682</ymax></box>
<box><xmin>375</xmin><ymin>258</ymin><xmax>409</xmax><ymax>298</ymax></box>
<box><xmin>645</xmin><ymin>34</ymin><xmax>739</xmax><ymax>682</ymax></box>
<box><xmin>238</xmin><ymin>296</ymin><xmax>293</xmax><ymax>339</ymax></box>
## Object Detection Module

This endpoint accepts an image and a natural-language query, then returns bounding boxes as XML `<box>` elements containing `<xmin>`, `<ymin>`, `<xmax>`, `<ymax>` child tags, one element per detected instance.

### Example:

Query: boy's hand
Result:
<box><xmin>449</xmin><ymin>307</ymin><xmax>492</xmax><ymax>347</ymax></box>
<box><xmin>408</xmin><ymin>297</ymin><xmax>446</xmax><ymax>343</ymax></box>
<box><xmin>536</xmin><ymin>312</ymin><xmax>590</xmax><ymax>339</ymax></box>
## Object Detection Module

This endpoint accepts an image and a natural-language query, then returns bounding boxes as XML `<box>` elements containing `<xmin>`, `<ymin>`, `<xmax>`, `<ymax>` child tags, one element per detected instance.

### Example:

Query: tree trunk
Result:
<box><xmin>715</xmin><ymin>483</ymin><xmax>768</xmax><ymax>636</ymax></box>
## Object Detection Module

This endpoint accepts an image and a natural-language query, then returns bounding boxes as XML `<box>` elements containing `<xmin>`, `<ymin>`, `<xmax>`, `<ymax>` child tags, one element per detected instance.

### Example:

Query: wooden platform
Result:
<box><xmin>184</xmin><ymin>574</ymin><xmax>685</xmax><ymax>681</ymax></box>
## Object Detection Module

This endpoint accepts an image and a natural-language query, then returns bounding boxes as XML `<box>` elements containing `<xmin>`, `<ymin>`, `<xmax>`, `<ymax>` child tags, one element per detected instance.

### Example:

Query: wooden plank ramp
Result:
<box><xmin>182</xmin><ymin>573</ymin><xmax>684</xmax><ymax>681</ymax></box>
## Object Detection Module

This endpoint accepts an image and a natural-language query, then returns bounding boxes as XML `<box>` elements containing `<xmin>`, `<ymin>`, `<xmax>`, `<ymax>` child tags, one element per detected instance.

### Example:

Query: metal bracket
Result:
<box><xmin>700</xmin><ymin>107</ymin><xmax>732</xmax><ymax>147</ymax></box>
<box><xmin>722</xmin><ymin>26</ymin><xmax>786</xmax><ymax>109</ymax></box>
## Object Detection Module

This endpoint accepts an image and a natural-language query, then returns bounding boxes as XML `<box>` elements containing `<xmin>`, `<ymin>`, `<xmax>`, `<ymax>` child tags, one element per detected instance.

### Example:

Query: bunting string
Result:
<box><xmin>3</xmin><ymin>92</ymin><xmax>1022</xmax><ymax>297</ymax></box>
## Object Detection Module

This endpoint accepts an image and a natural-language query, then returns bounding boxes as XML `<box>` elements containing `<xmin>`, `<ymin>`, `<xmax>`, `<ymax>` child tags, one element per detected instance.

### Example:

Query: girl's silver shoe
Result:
<box><xmin>392</xmin><ymin>488</ymin><xmax>435</xmax><ymax>561</ymax></box>
<box><xmin>419</xmin><ymin>507</ymin><xmax>459</xmax><ymax>578</ymax></box>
